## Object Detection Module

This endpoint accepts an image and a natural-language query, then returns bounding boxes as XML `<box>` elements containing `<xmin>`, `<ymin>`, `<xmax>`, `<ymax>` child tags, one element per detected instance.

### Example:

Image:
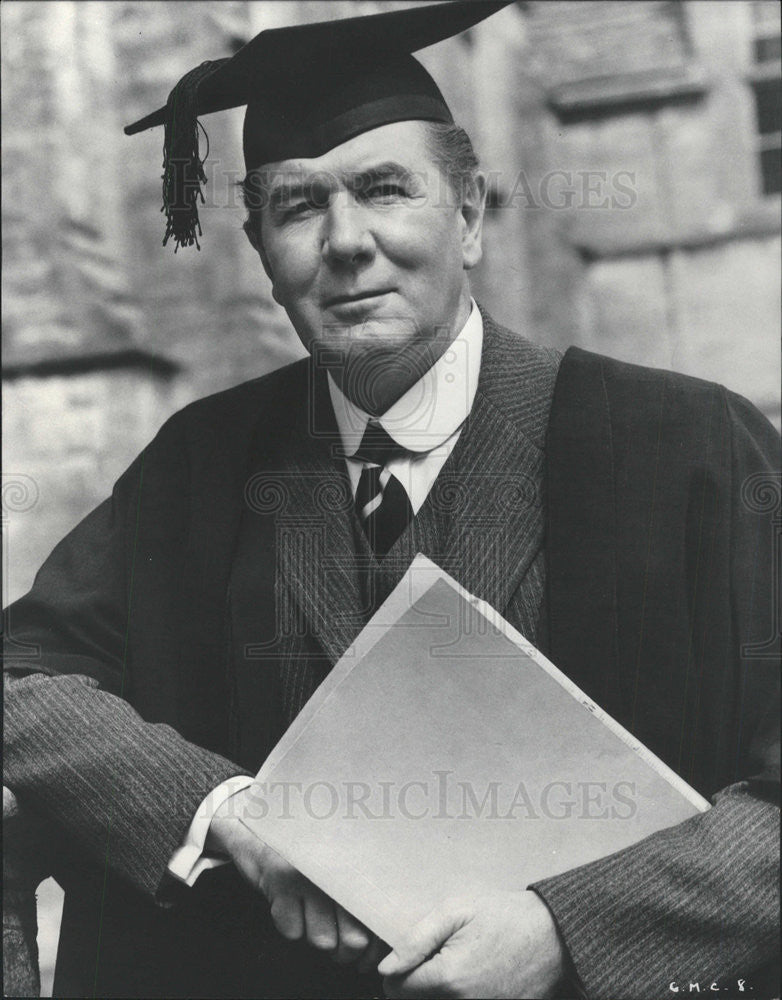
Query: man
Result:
<box><xmin>4</xmin><ymin>2</ymin><xmax>779</xmax><ymax>998</ymax></box>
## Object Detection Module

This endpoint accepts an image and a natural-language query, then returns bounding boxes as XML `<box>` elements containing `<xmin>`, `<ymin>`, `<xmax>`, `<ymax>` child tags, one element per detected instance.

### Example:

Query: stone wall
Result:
<box><xmin>517</xmin><ymin>0</ymin><xmax>781</xmax><ymax>423</ymax></box>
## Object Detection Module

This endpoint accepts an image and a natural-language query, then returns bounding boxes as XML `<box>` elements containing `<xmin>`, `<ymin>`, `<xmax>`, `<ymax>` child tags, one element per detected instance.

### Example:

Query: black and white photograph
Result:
<box><xmin>3</xmin><ymin>2</ymin><xmax>780</xmax><ymax>998</ymax></box>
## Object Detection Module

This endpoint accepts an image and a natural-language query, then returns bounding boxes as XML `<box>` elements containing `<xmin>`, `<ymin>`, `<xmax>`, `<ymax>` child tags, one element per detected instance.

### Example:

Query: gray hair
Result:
<box><xmin>423</xmin><ymin>120</ymin><xmax>480</xmax><ymax>202</ymax></box>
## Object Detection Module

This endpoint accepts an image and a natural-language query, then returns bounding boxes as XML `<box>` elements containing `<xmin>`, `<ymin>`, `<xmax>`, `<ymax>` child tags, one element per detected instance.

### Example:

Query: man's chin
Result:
<box><xmin>311</xmin><ymin>337</ymin><xmax>401</xmax><ymax>373</ymax></box>
<box><xmin>319</xmin><ymin>310</ymin><xmax>423</xmax><ymax>342</ymax></box>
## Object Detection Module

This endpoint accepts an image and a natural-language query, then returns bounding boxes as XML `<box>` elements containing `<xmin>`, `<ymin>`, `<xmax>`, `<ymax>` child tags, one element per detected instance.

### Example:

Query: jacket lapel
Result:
<box><xmin>270</xmin><ymin>368</ymin><xmax>368</xmax><ymax>666</ymax></box>
<box><xmin>421</xmin><ymin>313</ymin><xmax>559</xmax><ymax>623</ymax></box>
<box><xmin>371</xmin><ymin>312</ymin><xmax>560</xmax><ymax>638</ymax></box>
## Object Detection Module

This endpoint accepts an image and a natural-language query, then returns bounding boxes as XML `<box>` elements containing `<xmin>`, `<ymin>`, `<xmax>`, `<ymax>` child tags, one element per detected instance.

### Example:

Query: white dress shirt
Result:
<box><xmin>328</xmin><ymin>299</ymin><xmax>483</xmax><ymax>513</ymax></box>
<box><xmin>168</xmin><ymin>301</ymin><xmax>484</xmax><ymax>886</ymax></box>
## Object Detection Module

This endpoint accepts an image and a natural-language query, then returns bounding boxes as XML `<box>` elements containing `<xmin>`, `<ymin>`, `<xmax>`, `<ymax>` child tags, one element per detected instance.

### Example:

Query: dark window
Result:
<box><xmin>754</xmin><ymin>34</ymin><xmax>781</xmax><ymax>64</ymax></box>
<box><xmin>750</xmin><ymin>2</ymin><xmax>781</xmax><ymax>195</ymax></box>
<box><xmin>751</xmin><ymin>0</ymin><xmax>781</xmax><ymax>61</ymax></box>
<box><xmin>754</xmin><ymin>78</ymin><xmax>782</xmax><ymax>137</ymax></box>
<box><xmin>759</xmin><ymin>146</ymin><xmax>782</xmax><ymax>195</ymax></box>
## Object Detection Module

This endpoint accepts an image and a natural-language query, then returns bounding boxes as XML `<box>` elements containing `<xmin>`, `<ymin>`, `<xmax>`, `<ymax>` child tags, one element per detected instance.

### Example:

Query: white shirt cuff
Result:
<box><xmin>167</xmin><ymin>774</ymin><xmax>255</xmax><ymax>886</ymax></box>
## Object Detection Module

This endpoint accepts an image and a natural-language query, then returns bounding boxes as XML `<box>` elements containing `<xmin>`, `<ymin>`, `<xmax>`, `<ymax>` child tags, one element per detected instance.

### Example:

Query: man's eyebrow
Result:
<box><xmin>347</xmin><ymin>162</ymin><xmax>413</xmax><ymax>189</ymax></box>
<box><xmin>268</xmin><ymin>180</ymin><xmax>315</xmax><ymax>208</ymax></box>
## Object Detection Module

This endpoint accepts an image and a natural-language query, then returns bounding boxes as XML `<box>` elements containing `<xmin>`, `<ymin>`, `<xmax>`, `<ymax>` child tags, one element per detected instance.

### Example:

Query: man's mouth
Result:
<box><xmin>325</xmin><ymin>289</ymin><xmax>395</xmax><ymax>308</ymax></box>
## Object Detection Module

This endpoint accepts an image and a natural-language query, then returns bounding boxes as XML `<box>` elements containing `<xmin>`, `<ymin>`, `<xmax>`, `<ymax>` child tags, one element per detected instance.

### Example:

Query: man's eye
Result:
<box><xmin>282</xmin><ymin>198</ymin><xmax>320</xmax><ymax>219</ymax></box>
<box><xmin>366</xmin><ymin>183</ymin><xmax>405</xmax><ymax>200</ymax></box>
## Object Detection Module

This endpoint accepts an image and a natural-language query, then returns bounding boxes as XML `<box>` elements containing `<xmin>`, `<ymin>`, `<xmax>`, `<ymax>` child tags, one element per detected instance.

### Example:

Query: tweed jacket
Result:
<box><xmin>4</xmin><ymin>313</ymin><xmax>780</xmax><ymax>998</ymax></box>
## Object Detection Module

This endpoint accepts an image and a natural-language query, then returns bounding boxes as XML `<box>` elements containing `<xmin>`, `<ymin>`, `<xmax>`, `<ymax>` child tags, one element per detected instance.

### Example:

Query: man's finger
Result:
<box><xmin>357</xmin><ymin>934</ymin><xmax>389</xmax><ymax>975</ymax></box>
<box><xmin>383</xmin><ymin>952</ymin><xmax>448</xmax><ymax>1000</ymax></box>
<box><xmin>303</xmin><ymin>892</ymin><xmax>339</xmax><ymax>952</ymax></box>
<box><xmin>269</xmin><ymin>895</ymin><xmax>304</xmax><ymax>941</ymax></box>
<box><xmin>377</xmin><ymin>900</ymin><xmax>469</xmax><ymax>977</ymax></box>
<box><xmin>332</xmin><ymin>905</ymin><xmax>371</xmax><ymax>964</ymax></box>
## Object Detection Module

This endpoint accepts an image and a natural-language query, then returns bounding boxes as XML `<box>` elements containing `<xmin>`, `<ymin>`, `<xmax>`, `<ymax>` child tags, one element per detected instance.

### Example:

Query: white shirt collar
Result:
<box><xmin>327</xmin><ymin>300</ymin><xmax>483</xmax><ymax>457</ymax></box>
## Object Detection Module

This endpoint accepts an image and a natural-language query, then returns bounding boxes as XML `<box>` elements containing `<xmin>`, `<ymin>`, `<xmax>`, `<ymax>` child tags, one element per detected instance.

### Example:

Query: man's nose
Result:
<box><xmin>322</xmin><ymin>192</ymin><xmax>375</xmax><ymax>265</ymax></box>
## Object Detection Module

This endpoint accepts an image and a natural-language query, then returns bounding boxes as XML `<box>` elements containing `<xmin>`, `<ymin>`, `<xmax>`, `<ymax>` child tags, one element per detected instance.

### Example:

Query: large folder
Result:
<box><xmin>240</xmin><ymin>555</ymin><xmax>709</xmax><ymax>949</ymax></box>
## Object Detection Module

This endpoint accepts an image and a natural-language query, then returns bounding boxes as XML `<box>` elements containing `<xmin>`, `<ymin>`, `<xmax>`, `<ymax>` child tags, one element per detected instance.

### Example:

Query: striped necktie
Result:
<box><xmin>354</xmin><ymin>420</ymin><xmax>413</xmax><ymax>558</ymax></box>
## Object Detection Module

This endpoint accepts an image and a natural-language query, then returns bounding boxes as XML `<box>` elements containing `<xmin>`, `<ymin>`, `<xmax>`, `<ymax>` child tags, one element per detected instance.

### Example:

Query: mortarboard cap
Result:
<box><xmin>124</xmin><ymin>1</ymin><xmax>514</xmax><ymax>250</ymax></box>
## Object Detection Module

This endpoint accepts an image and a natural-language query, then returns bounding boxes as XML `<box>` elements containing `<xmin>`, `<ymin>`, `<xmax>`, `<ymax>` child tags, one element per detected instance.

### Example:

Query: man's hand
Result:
<box><xmin>378</xmin><ymin>890</ymin><xmax>569</xmax><ymax>999</ymax></box>
<box><xmin>206</xmin><ymin>787</ymin><xmax>384</xmax><ymax>970</ymax></box>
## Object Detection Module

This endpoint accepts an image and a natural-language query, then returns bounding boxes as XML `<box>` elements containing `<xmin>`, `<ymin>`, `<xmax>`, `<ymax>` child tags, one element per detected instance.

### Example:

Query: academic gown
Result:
<box><xmin>4</xmin><ymin>313</ymin><xmax>779</xmax><ymax>999</ymax></box>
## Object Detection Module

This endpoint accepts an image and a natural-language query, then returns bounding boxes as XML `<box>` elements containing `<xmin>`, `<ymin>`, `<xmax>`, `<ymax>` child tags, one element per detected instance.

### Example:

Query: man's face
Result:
<box><xmin>251</xmin><ymin>120</ymin><xmax>484</xmax><ymax>411</ymax></box>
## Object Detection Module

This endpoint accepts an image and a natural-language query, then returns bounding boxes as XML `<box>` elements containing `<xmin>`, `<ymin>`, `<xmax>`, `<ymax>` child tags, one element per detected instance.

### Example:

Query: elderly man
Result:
<box><xmin>4</xmin><ymin>2</ymin><xmax>779</xmax><ymax>998</ymax></box>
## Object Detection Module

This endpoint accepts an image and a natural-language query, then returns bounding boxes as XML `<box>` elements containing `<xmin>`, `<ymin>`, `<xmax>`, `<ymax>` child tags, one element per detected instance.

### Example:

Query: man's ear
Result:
<box><xmin>460</xmin><ymin>171</ymin><xmax>486</xmax><ymax>271</ymax></box>
<box><xmin>243</xmin><ymin>219</ymin><xmax>280</xmax><ymax>301</ymax></box>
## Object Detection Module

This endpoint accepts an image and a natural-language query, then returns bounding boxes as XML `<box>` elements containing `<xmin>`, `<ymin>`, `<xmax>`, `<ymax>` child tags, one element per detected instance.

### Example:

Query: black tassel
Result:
<box><xmin>161</xmin><ymin>60</ymin><xmax>223</xmax><ymax>252</ymax></box>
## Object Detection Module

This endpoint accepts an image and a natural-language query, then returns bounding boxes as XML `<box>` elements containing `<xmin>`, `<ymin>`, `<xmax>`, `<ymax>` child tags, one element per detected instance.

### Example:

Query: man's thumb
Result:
<box><xmin>377</xmin><ymin>902</ymin><xmax>467</xmax><ymax>977</ymax></box>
